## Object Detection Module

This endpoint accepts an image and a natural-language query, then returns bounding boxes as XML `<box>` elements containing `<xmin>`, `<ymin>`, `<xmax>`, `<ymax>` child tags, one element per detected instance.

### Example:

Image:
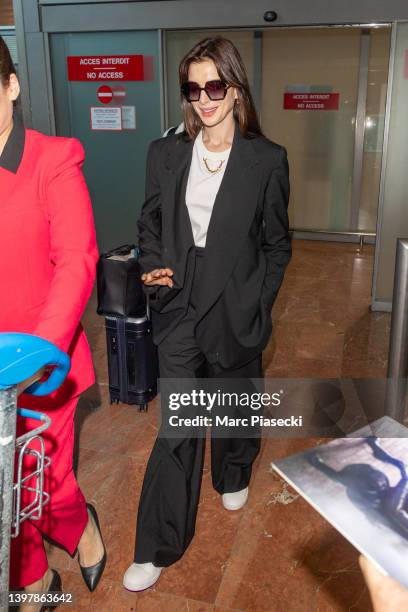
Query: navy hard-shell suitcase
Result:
<box><xmin>105</xmin><ymin>312</ymin><xmax>158</xmax><ymax>411</ymax></box>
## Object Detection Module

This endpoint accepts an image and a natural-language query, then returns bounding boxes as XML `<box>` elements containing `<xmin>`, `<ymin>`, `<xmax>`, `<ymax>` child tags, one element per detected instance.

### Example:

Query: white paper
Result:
<box><xmin>91</xmin><ymin>107</ymin><xmax>122</xmax><ymax>130</ymax></box>
<box><xmin>121</xmin><ymin>106</ymin><xmax>136</xmax><ymax>130</ymax></box>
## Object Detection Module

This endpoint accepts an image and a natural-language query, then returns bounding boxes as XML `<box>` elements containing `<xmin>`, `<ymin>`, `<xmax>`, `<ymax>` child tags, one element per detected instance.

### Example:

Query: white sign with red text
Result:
<box><xmin>121</xmin><ymin>106</ymin><xmax>136</xmax><ymax>130</ymax></box>
<box><xmin>90</xmin><ymin>107</ymin><xmax>122</xmax><ymax>131</ymax></box>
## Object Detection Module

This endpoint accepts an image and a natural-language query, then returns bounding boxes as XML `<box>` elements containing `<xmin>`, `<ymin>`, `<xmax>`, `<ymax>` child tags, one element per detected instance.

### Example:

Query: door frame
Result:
<box><xmin>162</xmin><ymin>23</ymin><xmax>392</xmax><ymax>242</ymax></box>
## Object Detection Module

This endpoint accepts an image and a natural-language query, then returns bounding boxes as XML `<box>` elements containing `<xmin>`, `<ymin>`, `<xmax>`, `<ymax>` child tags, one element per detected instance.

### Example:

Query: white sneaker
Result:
<box><xmin>123</xmin><ymin>562</ymin><xmax>163</xmax><ymax>591</ymax></box>
<box><xmin>222</xmin><ymin>486</ymin><xmax>249</xmax><ymax>510</ymax></box>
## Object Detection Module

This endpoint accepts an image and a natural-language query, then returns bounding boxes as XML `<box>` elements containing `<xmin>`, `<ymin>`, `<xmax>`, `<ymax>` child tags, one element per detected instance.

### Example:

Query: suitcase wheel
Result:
<box><xmin>139</xmin><ymin>403</ymin><xmax>148</xmax><ymax>412</ymax></box>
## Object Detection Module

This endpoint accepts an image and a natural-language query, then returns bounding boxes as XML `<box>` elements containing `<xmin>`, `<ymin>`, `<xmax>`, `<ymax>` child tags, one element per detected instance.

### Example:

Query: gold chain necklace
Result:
<box><xmin>203</xmin><ymin>157</ymin><xmax>225</xmax><ymax>174</ymax></box>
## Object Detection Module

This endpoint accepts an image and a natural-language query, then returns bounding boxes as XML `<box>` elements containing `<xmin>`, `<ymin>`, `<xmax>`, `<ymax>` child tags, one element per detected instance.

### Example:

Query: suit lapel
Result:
<box><xmin>163</xmin><ymin>135</ymin><xmax>195</xmax><ymax>267</ymax></box>
<box><xmin>162</xmin><ymin>125</ymin><xmax>261</xmax><ymax>321</ymax></box>
<box><xmin>194</xmin><ymin>123</ymin><xmax>261</xmax><ymax>323</ymax></box>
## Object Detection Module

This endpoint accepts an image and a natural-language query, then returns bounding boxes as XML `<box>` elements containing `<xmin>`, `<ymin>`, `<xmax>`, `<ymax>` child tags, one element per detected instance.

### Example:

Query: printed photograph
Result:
<box><xmin>273</xmin><ymin>424</ymin><xmax>408</xmax><ymax>589</ymax></box>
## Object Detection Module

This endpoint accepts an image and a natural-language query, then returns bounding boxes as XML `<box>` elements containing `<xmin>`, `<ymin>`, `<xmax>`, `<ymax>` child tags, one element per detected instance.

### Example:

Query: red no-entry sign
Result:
<box><xmin>97</xmin><ymin>85</ymin><xmax>113</xmax><ymax>104</ymax></box>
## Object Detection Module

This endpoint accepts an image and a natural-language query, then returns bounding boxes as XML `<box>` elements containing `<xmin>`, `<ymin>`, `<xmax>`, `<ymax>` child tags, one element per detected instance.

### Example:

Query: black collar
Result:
<box><xmin>0</xmin><ymin>113</ymin><xmax>25</xmax><ymax>174</ymax></box>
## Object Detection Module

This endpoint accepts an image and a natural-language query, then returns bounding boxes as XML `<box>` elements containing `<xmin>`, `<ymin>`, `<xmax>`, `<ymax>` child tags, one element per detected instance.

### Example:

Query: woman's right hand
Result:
<box><xmin>141</xmin><ymin>268</ymin><xmax>174</xmax><ymax>288</ymax></box>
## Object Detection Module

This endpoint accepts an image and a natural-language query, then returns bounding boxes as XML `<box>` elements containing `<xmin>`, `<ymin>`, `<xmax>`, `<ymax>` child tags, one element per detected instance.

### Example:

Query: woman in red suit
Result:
<box><xmin>0</xmin><ymin>37</ymin><xmax>106</xmax><ymax>609</ymax></box>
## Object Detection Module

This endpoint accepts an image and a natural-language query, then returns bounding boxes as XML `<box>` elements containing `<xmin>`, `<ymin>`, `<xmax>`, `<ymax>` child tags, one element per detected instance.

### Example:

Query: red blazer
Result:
<box><xmin>0</xmin><ymin>126</ymin><xmax>99</xmax><ymax>403</ymax></box>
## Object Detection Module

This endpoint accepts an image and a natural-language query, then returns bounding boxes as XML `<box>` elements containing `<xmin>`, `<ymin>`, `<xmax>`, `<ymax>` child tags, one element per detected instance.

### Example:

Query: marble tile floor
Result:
<box><xmin>45</xmin><ymin>239</ymin><xmax>391</xmax><ymax>611</ymax></box>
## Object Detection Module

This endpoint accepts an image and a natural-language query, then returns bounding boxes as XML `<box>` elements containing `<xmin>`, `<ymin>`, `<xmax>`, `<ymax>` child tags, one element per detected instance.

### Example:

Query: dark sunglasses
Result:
<box><xmin>181</xmin><ymin>79</ymin><xmax>230</xmax><ymax>102</ymax></box>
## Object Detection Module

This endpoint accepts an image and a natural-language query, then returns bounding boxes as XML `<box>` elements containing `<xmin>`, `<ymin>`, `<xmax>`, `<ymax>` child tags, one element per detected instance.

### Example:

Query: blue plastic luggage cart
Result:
<box><xmin>0</xmin><ymin>333</ymin><xmax>70</xmax><ymax>611</ymax></box>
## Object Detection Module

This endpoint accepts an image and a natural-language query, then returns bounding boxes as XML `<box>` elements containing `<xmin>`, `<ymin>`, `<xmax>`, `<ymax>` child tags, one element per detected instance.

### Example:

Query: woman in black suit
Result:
<box><xmin>123</xmin><ymin>36</ymin><xmax>291</xmax><ymax>591</ymax></box>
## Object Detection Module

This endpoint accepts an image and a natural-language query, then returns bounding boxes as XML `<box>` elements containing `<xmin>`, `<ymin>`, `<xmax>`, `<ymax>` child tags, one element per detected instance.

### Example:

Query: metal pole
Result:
<box><xmin>350</xmin><ymin>29</ymin><xmax>370</xmax><ymax>231</ymax></box>
<box><xmin>0</xmin><ymin>386</ymin><xmax>17</xmax><ymax>610</ymax></box>
<box><xmin>253</xmin><ymin>31</ymin><xmax>263</xmax><ymax>121</ymax></box>
<box><xmin>386</xmin><ymin>239</ymin><xmax>408</xmax><ymax>421</ymax></box>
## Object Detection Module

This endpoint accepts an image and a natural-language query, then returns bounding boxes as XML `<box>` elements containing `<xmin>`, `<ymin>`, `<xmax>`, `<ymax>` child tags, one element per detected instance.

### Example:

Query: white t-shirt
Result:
<box><xmin>186</xmin><ymin>129</ymin><xmax>232</xmax><ymax>247</ymax></box>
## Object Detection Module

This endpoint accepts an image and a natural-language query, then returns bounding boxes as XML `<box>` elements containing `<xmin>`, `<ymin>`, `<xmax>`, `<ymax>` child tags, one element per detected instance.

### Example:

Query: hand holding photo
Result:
<box><xmin>272</xmin><ymin>417</ymin><xmax>408</xmax><ymax>589</ymax></box>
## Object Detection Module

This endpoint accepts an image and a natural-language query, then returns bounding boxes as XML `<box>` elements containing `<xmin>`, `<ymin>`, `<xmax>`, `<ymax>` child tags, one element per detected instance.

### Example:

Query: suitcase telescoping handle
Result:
<box><xmin>101</xmin><ymin>244</ymin><xmax>137</xmax><ymax>259</ymax></box>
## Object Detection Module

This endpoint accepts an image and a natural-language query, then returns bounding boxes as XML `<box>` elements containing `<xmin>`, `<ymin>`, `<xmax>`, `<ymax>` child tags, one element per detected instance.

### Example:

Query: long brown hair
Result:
<box><xmin>179</xmin><ymin>36</ymin><xmax>263</xmax><ymax>140</ymax></box>
<box><xmin>0</xmin><ymin>35</ymin><xmax>15</xmax><ymax>86</ymax></box>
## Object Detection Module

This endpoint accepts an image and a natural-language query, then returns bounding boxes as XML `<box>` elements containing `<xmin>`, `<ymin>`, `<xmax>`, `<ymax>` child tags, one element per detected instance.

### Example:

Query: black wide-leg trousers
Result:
<box><xmin>134</xmin><ymin>247</ymin><xmax>263</xmax><ymax>567</ymax></box>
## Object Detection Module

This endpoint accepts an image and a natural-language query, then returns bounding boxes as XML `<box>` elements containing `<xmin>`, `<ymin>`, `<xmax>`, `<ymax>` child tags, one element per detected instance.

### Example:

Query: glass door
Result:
<box><xmin>261</xmin><ymin>26</ymin><xmax>391</xmax><ymax>234</ymax></box>
<box><xmin>165</xmin><ymin>26</ymin><xmax>391</xmax><ymax>236</ymax></box>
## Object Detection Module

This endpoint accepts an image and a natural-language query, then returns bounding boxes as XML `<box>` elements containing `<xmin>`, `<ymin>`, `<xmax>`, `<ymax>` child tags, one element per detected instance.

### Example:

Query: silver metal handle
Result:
<box><xmin>0</xmin><ymin>387</ymin><xmax>17</xmax><ymax>610</ymax></box>
<box><xmin>146</xmin><ymin>294</ymin><xmax>151</xmax><ymax>321</ymax></box>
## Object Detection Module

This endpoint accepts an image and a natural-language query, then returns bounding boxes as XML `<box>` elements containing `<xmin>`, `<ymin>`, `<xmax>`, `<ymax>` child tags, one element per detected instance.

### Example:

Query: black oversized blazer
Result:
<box><xmin>137</xmin><ymin>120</ymin><xmax>291</xmax><ymax>370</ymax></box>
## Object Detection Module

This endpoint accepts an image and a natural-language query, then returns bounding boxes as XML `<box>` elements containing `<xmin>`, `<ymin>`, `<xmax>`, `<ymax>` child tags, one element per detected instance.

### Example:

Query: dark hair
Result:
<box><xmin>0</xmin><ymin>35</ymin><xmax>16</xmax><ymax>87</ymax></box>
<box><xmin>308</xmin><ymin>452</ymin><xmax>389</xmax><ymax>512</ymax></box>
<box><xmin>342</xmin><ymin>464</ymin><xmax>389</xmax><ymax>511</ymax></box>
<box><xmin>179</xmin><ymin>36</ymin><xmax>263</xmax><ymax>140</ymax></box>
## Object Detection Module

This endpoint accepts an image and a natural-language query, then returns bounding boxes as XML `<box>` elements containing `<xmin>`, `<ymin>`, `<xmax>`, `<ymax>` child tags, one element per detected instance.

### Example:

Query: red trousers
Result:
<box><xmin>9</xmin><ymin>396</ymin><xmax>88</xmax><ymax>588</ymax></box>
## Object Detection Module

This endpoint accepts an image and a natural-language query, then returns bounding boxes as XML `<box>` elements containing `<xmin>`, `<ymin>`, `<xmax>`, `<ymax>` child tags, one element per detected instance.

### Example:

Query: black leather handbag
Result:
<box><xmin>96</xmin><ymin>244</ymin><xmax>146</xmax><ymax>318</ymax></box>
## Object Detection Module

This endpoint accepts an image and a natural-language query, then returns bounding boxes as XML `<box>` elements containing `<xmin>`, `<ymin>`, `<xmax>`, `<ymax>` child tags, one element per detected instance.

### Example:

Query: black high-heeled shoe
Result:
<box><xmin>40</xmin><ymin>569</ymin><xmax>62</xmax><ymax>611</ymax></box>
<box><xmin>77</xmin><ymin>503</ymin><xmax>107</xmax><ymax>592</ymax></box>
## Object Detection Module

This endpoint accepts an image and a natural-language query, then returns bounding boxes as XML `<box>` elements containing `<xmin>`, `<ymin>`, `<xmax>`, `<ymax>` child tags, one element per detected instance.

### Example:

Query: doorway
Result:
<box><xmin>165</xmin><ymin>26</ymin><xmax>391</xmax><ymax>240</ymax></box>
